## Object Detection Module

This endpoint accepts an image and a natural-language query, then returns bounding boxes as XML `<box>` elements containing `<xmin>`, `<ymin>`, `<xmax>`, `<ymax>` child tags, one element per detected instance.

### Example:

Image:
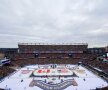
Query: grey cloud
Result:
<box><xmin>0</xmin><ymin>0</ymin><xmax>108</xmax><ymax>47</ymax></box>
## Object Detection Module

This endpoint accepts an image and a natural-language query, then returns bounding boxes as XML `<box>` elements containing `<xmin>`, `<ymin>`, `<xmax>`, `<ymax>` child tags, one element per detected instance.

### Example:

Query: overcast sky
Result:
<box><xmin>0</xmin><ymin>0</ymin><xmax>108</xmax><ymax>48</ymax></box>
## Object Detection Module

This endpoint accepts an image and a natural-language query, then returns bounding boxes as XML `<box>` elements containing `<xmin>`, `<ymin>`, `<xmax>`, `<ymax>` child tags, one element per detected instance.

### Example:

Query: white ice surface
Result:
<box><xmin>0</xmin><ymin>64</ymin><xmax>107</xmax><ymax>90</ymax></box>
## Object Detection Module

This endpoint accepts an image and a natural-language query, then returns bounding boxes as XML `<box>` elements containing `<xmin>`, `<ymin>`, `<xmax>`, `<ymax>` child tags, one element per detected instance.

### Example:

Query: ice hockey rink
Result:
<box><xmin>0</xmin><ymin>64</ymin><xmax>108</xmax><ymax>90</ymax></box>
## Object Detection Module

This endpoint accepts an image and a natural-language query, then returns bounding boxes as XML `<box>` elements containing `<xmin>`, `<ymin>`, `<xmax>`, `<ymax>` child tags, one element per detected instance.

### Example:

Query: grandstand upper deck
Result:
<box><xmin>18</xmin><ymin>43</ymin><xmax>88</xmax><ymax>53</ymax></box>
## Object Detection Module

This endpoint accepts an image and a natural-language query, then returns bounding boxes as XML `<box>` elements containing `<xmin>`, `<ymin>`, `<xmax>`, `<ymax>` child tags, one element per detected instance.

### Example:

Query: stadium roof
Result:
<box><xmin>18</xmin><ymin>43</ymin><xmax>88</xmax><ymax>45</ymax></box>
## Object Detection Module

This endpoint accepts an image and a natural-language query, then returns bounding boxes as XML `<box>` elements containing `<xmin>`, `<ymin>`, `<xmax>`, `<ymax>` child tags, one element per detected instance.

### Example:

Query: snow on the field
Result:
<box><xmin>0</xmin><ymin>64</ymin><xmax>107</xmax><ymax>90</ymax></box>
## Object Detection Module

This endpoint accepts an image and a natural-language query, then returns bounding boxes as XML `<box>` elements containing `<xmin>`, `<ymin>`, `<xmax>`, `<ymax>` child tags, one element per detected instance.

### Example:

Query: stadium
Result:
<box><xmin>0</xmin><ymin>43</ymin><xmax>108</xmax><ymax>90</ymax></box>
<box><xmin>1</xmin><ymin>0</ymin><xmax>108</xmax><ymax>90</ymax></box>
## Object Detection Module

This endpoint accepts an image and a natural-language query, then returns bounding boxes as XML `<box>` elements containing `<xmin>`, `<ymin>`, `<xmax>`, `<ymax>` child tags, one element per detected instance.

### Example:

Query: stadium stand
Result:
<box><xmin>0</xmin><ymin>43</ymin><xmax>108</xmax><ymax>79</ymax></box>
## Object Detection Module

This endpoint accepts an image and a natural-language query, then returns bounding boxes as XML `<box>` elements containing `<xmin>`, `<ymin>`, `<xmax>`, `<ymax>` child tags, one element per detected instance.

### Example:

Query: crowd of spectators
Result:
<box><xmin>1</xmin><ymin>52</ymin><xmax>108</xmax><ymax>77</ymax></box>
<box><xmin>10</xmin><ymin>53</ymin><xmax>108</xmax><ymax>74</ymax></box>
<box><xmin>0</xmin><ymin>52</ymin><xmax>108</xmax><ymax>90</ymax></box>
<box><xmin>19</xmin><ymin>44</ymin><xmax>88</xmax><ymax>53</ymax></box>
<box><xmin>0</xmin><ymin>66</ymin><xmax>15</xmax><ymax>79</ymax></box>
